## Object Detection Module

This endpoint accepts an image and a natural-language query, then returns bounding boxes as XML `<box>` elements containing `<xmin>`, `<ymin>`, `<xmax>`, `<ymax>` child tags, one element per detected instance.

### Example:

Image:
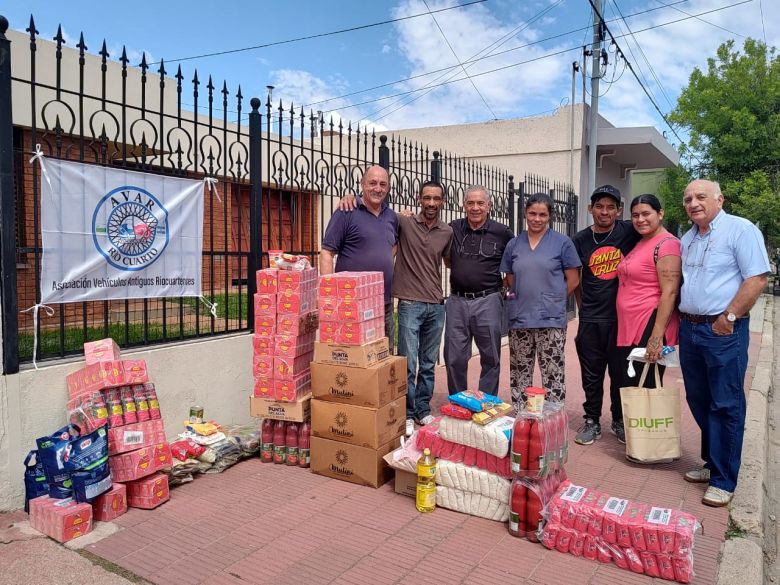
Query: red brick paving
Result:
<box><xmin>85</xmin><ymin>320</ymin><xmax>762</xmax><ymax>584</ymax></box>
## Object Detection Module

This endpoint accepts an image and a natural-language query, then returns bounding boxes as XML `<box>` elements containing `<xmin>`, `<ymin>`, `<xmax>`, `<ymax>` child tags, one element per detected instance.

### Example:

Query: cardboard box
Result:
<box><xmin>274</xmin><ymin>352</ymin><xmax>313</xmax><ymax>381</ymax></box>
<box><xmin>92</xmin><ymin>483</ymin><xmax>127</xmax><ymax>521</ymax></box>
<box><xmin>83</xmin><ymin>338</ymin><xmax>121</xmax><ymax>365</ymax></box>
<box><xmin>277</xmin><ymin>267</ymin><xmax>318</xmax><ymax>293</ymax></box>
<box><xmin>108</xmin><ymin>446</ymin><xmax>156</xmax><ymax>483</ymax></box>
<box><xmin>313</xmin><ymin>338</ymin><xmax>390</xmax><ymax>368</ymax></box>
<box><xmin>254</xmin><ymin>315</ymin><xmax>276</xmax><ymax>337</ymax></box>
<box><xmin>253</xmin><ymin>375</ymin><xmax>274</xmax><ymax>399</ymax></box>
<box><xmin>253</xmin><ymin>355</ymin><xmax>274</xmax><ymax>378</ymax></box>
<box><xmin>311</xmin><ymin>436</ymin><xmax>397</xmax><ymax>488</ymax></box>
<box><xmin>337</xmin><ymin>317</ymin><xmax>384</xmax><ymax>344</ymax></box>
<box><xmin>393</xmin><ymin>469</ymin><xmax>417</xmax><ymax>498</ymax></box>
<box><xmin>312</xmin><ymin>395</ymin><xmax>405</xmax><ymax>449</ymax></box>
<box><xmin>274</xmin><ymin>332</ymin><xmax>316</xmax><ymax>358</ymax></box>
<box><xmin>250</xmin><ymin>392</ymin><xmax>311</xmax><ymax>422</ymax></box>
<box><xmin>252</xmin><ymin>334</ymin><xmax>274</xmax><ymax>356</ymax></box>
<box><xmin>318</xmin><ymin>322</ymin><xmax>339</xmax><ymax>343</ymax></box>
<box><xmin>311</xmin><ymin>356</ymin><xmax>407</xmax><ymax>408</ymax></box>
<box><xmin>277</xmin><ymin>310</ymin><xmax>318</xmax><ymax>336</ymax></box>
<box><xmin>274</xmin><ymin>371</ymin><xmax>312</xmax><ymax>402</ymax></box>
<box><xmin>254</xmin><ymin>293</ymin><xmax>276</xmax><ymax>316</ymax></box>
<box><xmin>256</xmin><ymin>268</ymin><xmax>278</xmax><ymax>294</ymax></box>
<box><xmin>66</xmin><ymin>359</ymin><xmax>149</xmax><ymax>398</ymax></box>
<box><xmin>336</xmin><ymin>271</ymin><xmax>383</xmax><ymax>293</ymax></box>
<box><xmin>29</xmin><ymin>496</ymin><xmax>93</xmax><ymax>542</ymax></box>
<box><xmin>107</xmin><ymin>419</ymin><xmax>167</xmax><ymax>455</ymax></box>
<box><xmin>277</xmin><ymin>289</ymin><xmax>316</xmax><ymax>314</ymax></box>
<box><xmin>153</xmin><ymin>442</ymin><xmax>173</xmax><ymax>469</ymax></box>
<box><xmin>337</xmin><ymin>296</ymin><xmax>384</xmax><ymax>322</ymax></box>
<box><xmin>127</xmin><ymin>473</ymin><xmax>170</xmax><ymax>509</ymax></box>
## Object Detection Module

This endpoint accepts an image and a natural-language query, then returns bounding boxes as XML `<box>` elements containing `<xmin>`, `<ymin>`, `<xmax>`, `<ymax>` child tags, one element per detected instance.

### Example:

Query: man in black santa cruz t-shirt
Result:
<box><xmin>572</xmin><ymin>185</ymin><xmax>640</xmax><ymax>446</ymax></box>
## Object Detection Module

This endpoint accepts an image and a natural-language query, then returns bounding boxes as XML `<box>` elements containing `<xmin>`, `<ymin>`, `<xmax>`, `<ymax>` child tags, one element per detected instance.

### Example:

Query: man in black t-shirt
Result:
<box><xmin>572</xmin><ymin>185</ymin><xmax>640</xmax><ymax>445</ymax></box>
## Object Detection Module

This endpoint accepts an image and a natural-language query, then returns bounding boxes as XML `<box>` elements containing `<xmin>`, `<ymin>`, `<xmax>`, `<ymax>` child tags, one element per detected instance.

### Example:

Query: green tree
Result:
<box><xmin>657</xmin><ymin>164</ymin><xmax>692</xmax><ymax>237</ymax></box>
<box><xmin>660</xmin><ymin>38</ymin><xmax>780</xmax><ymax>248</ymax></box>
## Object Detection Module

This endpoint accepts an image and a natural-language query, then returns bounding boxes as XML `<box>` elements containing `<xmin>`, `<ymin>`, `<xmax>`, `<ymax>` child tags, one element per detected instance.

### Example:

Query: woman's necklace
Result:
<box><xmin>592</xmin><ymin>224</ymin><xmax>615</xmax><ymax>245</ymax></box>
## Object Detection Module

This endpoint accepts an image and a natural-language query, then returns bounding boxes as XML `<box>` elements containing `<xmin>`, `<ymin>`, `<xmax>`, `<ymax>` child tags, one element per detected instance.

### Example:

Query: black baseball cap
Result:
<box><xmin>590</xmin><ymin>184</ymin><xmax>622</xmax><ymax>205</ymax></box>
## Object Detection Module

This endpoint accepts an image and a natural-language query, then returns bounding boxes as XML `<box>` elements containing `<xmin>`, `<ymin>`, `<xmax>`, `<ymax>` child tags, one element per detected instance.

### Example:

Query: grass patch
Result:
<box><xmin>725</xmin><ymin>520</ymin><xmax>747</xmax><ymax>539</ymax></box>
<box><xmin>77</xmin><ymin>549</ymin><xmax>148</xmax><ymax>583</ymax></box>
<box><xmin>181</xmin><ymin>292</ymin><xmax>248</xmax><ymax>320</ymax></box>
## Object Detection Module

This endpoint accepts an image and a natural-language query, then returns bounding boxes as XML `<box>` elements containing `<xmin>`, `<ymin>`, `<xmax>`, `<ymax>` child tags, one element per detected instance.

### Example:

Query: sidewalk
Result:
<box><xmin>4</xmin><ymin>309</ymin><xmax>767</xmax><ymax>585</ymax></box>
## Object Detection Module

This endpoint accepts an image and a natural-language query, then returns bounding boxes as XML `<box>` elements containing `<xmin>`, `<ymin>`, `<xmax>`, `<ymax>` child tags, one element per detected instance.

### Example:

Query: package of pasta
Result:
<box><xmin>539</xmin><ymin>482</ymin><xmax>699</xmax><ymax>583</ymax></box>
<box><xmin>449</xmin><ymin>390</ymin><xmax>503</xmax><ymax>412</ymax></box>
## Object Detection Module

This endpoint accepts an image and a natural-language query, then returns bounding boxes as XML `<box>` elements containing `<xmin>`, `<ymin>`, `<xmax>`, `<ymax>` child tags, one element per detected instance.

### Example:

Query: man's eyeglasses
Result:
<box><xmin>685</xmin><ymin>235</ymin><xmax>711</xmax><ymax>268</ymax></box>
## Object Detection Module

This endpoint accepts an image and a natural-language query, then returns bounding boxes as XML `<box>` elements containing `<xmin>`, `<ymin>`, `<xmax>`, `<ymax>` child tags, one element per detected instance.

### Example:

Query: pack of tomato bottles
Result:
<box><xmin>507</xmin><ymin>398</ymin><xmax>570</xmax><ymax>542</ymax></box>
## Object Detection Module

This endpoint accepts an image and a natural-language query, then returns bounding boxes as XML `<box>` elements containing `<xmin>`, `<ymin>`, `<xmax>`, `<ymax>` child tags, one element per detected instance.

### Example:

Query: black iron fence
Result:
<box><xmin>0</xmin><ymin>15</ymin><xmax>578</xmax><ymax>373</ymax></box>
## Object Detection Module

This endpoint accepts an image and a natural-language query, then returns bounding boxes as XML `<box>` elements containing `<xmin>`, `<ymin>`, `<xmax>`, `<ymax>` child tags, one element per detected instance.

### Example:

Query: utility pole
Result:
<box><xmin>570</xmin><ymin>61</ymin><xmax>579</xmax><ymax>188</ymax></box>
<box><xmin>587</xmin><ymin>0</ymin><xmax>603</xmax><ymax>197</ymax></box>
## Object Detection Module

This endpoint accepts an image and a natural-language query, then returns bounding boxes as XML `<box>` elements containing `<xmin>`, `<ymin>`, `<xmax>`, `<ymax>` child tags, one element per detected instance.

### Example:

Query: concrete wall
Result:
<box><xmin>0</xmin><ymin>334</ymin><xmax>254</xmax><ymax>511</ymax></box>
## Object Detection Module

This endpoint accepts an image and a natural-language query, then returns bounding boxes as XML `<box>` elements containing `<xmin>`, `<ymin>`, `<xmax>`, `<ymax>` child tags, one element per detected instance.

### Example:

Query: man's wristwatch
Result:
<box><xmin>724</xmin><ymin>311</ymin><xmax>737</xmax><ymax>323</ymax></box>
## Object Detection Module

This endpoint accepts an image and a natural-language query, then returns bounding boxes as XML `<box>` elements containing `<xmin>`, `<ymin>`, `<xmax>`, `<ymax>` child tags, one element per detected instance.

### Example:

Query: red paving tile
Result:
<box><xmin>86</xmin><ymin>318</ymin><xmax>761</xmax><ymax>584</ymax></box>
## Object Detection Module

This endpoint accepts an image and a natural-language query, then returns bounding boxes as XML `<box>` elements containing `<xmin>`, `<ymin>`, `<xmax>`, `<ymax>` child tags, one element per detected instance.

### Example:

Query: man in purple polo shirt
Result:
<box><xmin>320</xmin><ymin>165</ymin><xmax>399</xmax><ymax>352</ymax></box>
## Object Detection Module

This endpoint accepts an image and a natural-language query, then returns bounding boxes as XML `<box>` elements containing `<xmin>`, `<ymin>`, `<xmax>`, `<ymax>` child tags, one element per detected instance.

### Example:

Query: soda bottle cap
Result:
<box><xmin>423</xmin><ymin>448</ymin><xmax>431</xmax><ymax>456</ymax></box>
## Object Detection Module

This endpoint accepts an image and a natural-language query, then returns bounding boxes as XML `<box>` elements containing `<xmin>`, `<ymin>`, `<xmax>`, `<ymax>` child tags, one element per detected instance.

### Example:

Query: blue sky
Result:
<box><xmin>2</xmin><ymin>0</ymin><xmax>777</xmax><ymax>144</ymax></box>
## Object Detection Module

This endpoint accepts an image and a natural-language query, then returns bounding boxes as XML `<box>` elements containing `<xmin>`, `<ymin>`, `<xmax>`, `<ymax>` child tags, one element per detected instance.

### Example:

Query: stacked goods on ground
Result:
<box><xmin>540</xmin><ymin>483</ymin><xmax>700</xmax><ymax>583</ymax></box>
<box><xmin>171</xmin><ymin>422</ymin><xmax>262</xmax><ymax>479</ymax></box>
<box><xmin>252</xmin><ymin>256</ymin><xmax>318</xmax><ymax>403</ymax></box>
<box><xmin>311</xmin><ymin>272</ymin><xmax>407</xmax><ymax>487</ymax></box>
<box><xmin>508</xmin><ymin>396</ymin><xmax>570</xmax><ymax>540</ymax></box>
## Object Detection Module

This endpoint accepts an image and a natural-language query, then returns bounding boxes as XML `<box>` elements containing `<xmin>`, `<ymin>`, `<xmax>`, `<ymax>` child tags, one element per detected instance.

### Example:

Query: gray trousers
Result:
<box><xmin>444</xmin><ymin>292</ymin><xmax>503</xmax><ymax>395</ymax></box>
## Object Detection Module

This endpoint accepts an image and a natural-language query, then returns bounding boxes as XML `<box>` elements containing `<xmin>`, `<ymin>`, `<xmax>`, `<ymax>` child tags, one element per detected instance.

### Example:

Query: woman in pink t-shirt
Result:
<box><xmin>616</xmin><ymin>194</ymin><xmax>681</xmax><ymax>389</ymax></box>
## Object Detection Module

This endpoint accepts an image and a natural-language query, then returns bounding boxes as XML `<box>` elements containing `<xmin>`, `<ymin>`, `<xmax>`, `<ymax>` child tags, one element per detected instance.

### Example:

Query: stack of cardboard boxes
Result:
<box><xmin>249</xmin><ymin>268</ymin><xmax>316</xmax><ymax>427</ymax></box>
<box><xmin>310</xmin><ymin>272</ymin><xmax>408</xmax><ymax>488</ymax></box>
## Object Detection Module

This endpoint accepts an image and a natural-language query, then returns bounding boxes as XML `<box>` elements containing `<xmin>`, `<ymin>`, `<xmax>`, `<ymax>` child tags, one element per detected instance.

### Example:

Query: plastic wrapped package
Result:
<box><xmin>438</xmin><ymin>415</ymin><xmax>513</xmax><ymax>458</ymax></box>
<box><xmin>201</xmin><ymin>439</ymin><xmax>243</xmax><ymax>474</ymax></box>
<box><xmin>436</xmin><ymin>485</ymin><xmax>509</xmax><ymax>522</ymax></box>
<box><xmin>449</xmin><ymin>390</ymin><xmax>503</xmax><ymax>412</ymax></box>
<box><xmin>539</xmin><ymin>482</ymin><xmax>700</xmax><ymax>583</ymax></box>
<box><xmin>508</xmin><ymin>469</ymin><xmax>569</xmax><ymax>541</ymax></box>
<box><xmin>415</xmin><ymin>423</ymin><xmax>511</xmax><ymax>478</ymax></box>
<box><xmin>437</xmin><ymin>459</ymin><xmax>510</xmax><ymax>504</ymax></box>
<box><xmin>223</xmin><ymin>424</ymin><xmax>262</xmax><ymax>457</ymax></box>
<box><xmin>510</xmin><ymin>401</ymin><xmax>568</xmax><ymax>479</ymax></box>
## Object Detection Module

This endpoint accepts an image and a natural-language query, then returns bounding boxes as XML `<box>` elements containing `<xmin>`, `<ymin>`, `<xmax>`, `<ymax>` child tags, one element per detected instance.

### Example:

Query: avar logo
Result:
<box><xmin>92</xmin><ymin>186</ymin><xmax>169</xmax><ymax>271</ymax></box>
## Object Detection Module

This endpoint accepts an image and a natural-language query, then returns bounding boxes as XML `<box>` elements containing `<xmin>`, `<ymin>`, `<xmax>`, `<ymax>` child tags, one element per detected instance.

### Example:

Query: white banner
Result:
<box><xmin>38</xmin><ymin>158</ymin><xmax>204</xmax><ymax>303</ymax></box>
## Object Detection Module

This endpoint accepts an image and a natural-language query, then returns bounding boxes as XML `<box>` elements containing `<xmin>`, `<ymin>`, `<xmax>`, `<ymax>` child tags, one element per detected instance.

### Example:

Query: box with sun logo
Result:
<box><xmin>310</xmin><ymin>355</ymin><xmax>407</xmax><ymax>408</ymax></box>
<box><xmin>310</xmin><ymin>436</ymin><xmax>397</xmax><ymax>488</ymax></box>
<box><xmin>311</xmin><ymin>395</ymin><xmax>406</xmax><ymax>449</ymax></box>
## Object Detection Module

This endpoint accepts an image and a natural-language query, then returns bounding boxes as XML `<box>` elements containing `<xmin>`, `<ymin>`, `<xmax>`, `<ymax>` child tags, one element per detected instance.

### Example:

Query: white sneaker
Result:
<box><xmin>418</xmin><ymin>415</ymin><xmax>435</xmax><ymax>426</ymax></box>
<box><xmin>405</xmin><ymin>418</ymin><xmax>415</xmax><ymax>437</ymax></box>
<box><xmin>702</xmin><ymin>486</ymin><xmax>733</xmax><ymax>507</ymax></box>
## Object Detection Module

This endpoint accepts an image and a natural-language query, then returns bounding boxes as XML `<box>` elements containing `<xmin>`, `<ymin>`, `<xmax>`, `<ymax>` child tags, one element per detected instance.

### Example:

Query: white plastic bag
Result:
<box><xmin>626</xmin><ymin>346</ymin><xmax>680</xmax><ymax>377</ymax></box>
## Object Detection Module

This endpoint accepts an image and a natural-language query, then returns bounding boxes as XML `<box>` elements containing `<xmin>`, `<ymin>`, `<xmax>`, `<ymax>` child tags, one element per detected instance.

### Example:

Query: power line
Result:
<box><xmin>365</xmin><ymin>0</ymin><xmax>564</xmax><ymax>124</ymax></box>
<box><xmin>421</xmin><ymin>0</ymin><xmax>498</xmax><ymax>120</ymax></box>
<box><xmin>152</xmin><ymin>0</ymin><xmax>487</xmax><ymax>65</ymax></box>
<box><xmin>759</xmin><ymin>0</ymin><xmax>767</xmax><ymax>44</ymax></box>
<box><xmin>300</xmin><ymin>0</ymin><xmax>731</xmax><ymax>111</ymax></box>
<box><xmin>652</xmin><ymin>0</ymin><xmax>745</xmax><ymax>38</ymax></box>
<box><xmin>611</xmin><ymin>0</ymin><xmax>675</xmax><ymax>110</ymax></box>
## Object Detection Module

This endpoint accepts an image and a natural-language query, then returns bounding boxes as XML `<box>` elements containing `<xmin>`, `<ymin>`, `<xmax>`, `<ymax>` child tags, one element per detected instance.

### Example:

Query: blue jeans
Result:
<box><xmin>679</xmin><ymin>318</ymin><xmax>750</xmax><ymax>492</ymax></box>
<box><xmin>397</xmin><ymin>300</ymin><xmax>445</xmax><ymax>420</ymax></box>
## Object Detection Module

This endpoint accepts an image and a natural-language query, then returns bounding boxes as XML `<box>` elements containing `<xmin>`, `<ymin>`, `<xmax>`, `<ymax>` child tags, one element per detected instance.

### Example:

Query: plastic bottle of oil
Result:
<box><xmin>416</xmin><ymin>448</ymin><xmax>437</xmax><ymax>513</ymax></box>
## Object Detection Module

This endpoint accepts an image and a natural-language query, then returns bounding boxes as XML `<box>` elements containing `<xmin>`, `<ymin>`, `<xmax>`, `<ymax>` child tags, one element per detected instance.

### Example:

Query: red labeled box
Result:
<box><xmin>253</xmin><ymin>355</ymin><xmax>274</xmax><ymax>378</ymax></box>
<box><xmin>252</xmin><ymin>334</ymin><xmax>274</xmax><ymax>357</ymax></box>
<box><xmin>274</xmin><ymin>371</ymin><xmax>312</xmax><ymax>402</ymax></box>
<box><xmin>277</xmin><ymin>310</ymin><xmax>318</xmax><ymax>336</ymax></box>
<box><xmin>338</xmin><ymin>282</ymin><xmax>384</xmax><ymax>301</ymax></box>
<box><xmin>276</xmin><ymin>289</ymin><xmax>317</xmax><ymax>315</ymax></box>
<box><xmin>126</xmin><ymin>473</ymin><xmax>170</xmax><ymax>510</ymax></box>
<box><xmin>29</xmin><ymin>496</ymin><xmax>93</xmax><ymax>543</ymax></box>
<box><xmin>83</xmin><ymin>338</ymin><xmax>121</xmax><ymax>365</ymax></box>
<box><xmin>254</xmin><ymin>293</ymin><xmax>276</xmax><ymax>316</ymax></box>
<box><xmin>318</xmin><ymin>275</ymin><xmax>339</xmax><ymax>298</ymax></box>
<box><xmin>254</xmin><ymin>315</ymin><xmax>276</xmax><ymax>337</ymax></box>
<box><xmin>256</xmin><ymin>268</ymin><xmax>278</xmax><ymax>294</ymax></box>
<box><xmin>319</xmin><ymin>321</ymin><xmax>339</xmax><ymax>343</ymax></box>
<box><xmin>318</xmin><ymin>298</ymin><xmax>340</xmax><ymax>322</ymax></box>
<box><xmin>153</xmin><ymin>442</ymin><xmax>173</xmax><ymax>470</ymax></box>
<box><xmin>92</xmin><ymin>483</ymin><xmax>127</xmax><ymax>522</ymax></box>
<box><xmin>274</xmin><ymin>352</ymin><xmax>313</xmax><ymax>381</ymax></box>
<box><xmin>274</xmin><ymin>332</ymin><xmax>316</xmax><ymax>359</ymax></box>
<box><xmin>336</xmin><ymin>271</ymin><xmax>382</xmax><ymax>295</ymax></box>
<box><xmin>66</xmin><ymin>361</ymin><xmax>125</xmax><ymax>398</ymax></box>
<box><xmin>108</xmin><ymin>446</ymin><xmax>156</xmax><ymax>483</ymax></box>
<box><xmin>108</xmin><ymin>419</ymin><xmax>167</xmax><ymax>455</ymax></box>
<box><xmin>122</xmin><ymin>360</ymin><xmax>149</xmax><ymax>385</ymax></box>
<box><xmin>338</xmin><ymin>296</ymin><xmax>384</xmax><ymax>322</ymax></box>
<box><xmin>338</xmin><ymin>317</ymin><xmax>384</xmax><ymax>345</ymax></box>
<box><xmin>253</xmin><ymin>376</ymin><xmax>274</xmax><ymax>398</ymax></box>
<box><xmin>277</xmin><ymin>267</ymin><xmax>318</xmax><ymax>294</ymax></box>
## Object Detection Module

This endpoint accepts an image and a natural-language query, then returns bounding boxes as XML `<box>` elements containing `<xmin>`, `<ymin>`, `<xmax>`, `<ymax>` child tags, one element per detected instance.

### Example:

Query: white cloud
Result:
<box><xmin>381</xmin><ymin>44</ymin><xmax>392</xmax><ymax>54</ymax></box>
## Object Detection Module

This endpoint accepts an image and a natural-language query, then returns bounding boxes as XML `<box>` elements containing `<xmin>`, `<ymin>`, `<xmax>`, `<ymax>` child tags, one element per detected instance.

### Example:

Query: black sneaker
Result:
<box><xmin>574</xmin><ymin>418</ymin><xmax>602</xmax><ymax>445</ymax></box>
<box><xmin>611</xmin><ymin>420</ymin><xmax>626</xmax><ymax>444</ymax></box>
